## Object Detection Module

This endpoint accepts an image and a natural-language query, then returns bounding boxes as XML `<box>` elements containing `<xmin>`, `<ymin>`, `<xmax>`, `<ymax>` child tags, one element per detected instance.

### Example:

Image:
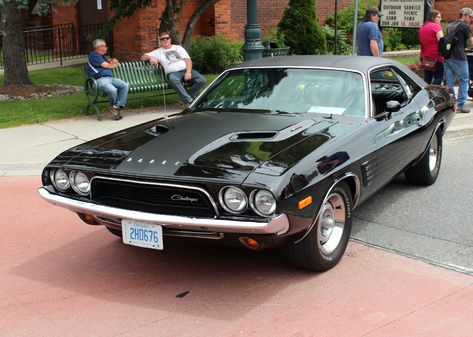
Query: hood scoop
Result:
<box><xmin>231</xmin><ymin>132</ymin><xmax>278</xmax><ymax>141</ymax></box>
<box><xmin>147</xmin><ymin>123</ymin><xmax>173</xmax><ymax>136</ymax></box>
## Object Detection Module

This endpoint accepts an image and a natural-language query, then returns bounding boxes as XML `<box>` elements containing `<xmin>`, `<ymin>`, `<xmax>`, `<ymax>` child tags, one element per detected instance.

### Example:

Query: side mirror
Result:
<box><xmin>375</xmin><ymin>100</ymin><xmax>400</xmax><ymax>121</ymax></box>
<box><xmin>386</xmin><ymin>100</ymin><xmax>401</xmax><ymax>112</ymax></box>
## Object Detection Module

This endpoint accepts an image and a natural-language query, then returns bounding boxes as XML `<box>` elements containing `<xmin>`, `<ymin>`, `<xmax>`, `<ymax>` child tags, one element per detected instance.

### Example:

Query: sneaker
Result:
<box><xmin>458</xmin><ymin>106</ymin><xmax>470</xmax><ymax>113</ymax></box>
<box><xmin>110</xmin><ymin>106</ymin><xmax>122</xmax><ymax>120</ymax></box>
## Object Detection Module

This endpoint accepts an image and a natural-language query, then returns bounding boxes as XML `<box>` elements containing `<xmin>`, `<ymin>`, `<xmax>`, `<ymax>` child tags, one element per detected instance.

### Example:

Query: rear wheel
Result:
<box><xmin>405</xmin><ymin>128</ymin><xmax>442</xmax><ymax>186</ymax></box>
<box><xmin>284</xmin><ymin>181</ymin><xmax>353</xmax><ymax>271</ymax></box>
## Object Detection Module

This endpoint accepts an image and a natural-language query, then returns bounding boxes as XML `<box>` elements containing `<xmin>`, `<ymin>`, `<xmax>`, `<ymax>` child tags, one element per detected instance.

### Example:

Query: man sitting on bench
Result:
<box><xmin>87</xmin><ymin>39</ymin><xmax>129</xmax><ymax>120</ymax></box>
<box><xmin>141</xmin><ymin>31</ymin><xmax>206</xmax><ymax>107</ymax></box>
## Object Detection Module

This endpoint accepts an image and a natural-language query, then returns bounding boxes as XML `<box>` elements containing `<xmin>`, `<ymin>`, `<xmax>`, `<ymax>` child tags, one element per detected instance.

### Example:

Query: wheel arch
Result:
<box><xmin>294</xmin><ymin>172</ymin><xmax>360</xmax><ymax>244</ymax></box>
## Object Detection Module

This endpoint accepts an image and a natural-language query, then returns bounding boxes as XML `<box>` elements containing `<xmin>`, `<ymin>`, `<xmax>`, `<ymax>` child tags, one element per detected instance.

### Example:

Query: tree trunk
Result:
<box><xmin>159</xmin><ymin>0</ymin><xmax>181</xmax><ymax>44</ymax></box>
<box><xmin>2</xmin><ymin>1</ymin><xmax>31</xmax><ymax>85</ymax></box>
<box><xmin>181</xmin><ymin>0</ymin><xmax>220</xmax><ymax>49</ymax></box>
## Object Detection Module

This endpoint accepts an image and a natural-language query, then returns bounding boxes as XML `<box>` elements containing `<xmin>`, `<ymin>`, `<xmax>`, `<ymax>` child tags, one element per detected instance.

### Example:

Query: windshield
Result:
<box><xmin>193</xmin><ymin>68</ymin><xmax>366</xmax><ymax>117</ymax></box>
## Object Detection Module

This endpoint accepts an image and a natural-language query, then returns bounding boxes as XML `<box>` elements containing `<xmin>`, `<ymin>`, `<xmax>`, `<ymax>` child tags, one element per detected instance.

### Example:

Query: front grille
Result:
<box><xmin>91</xmin><ymin>178</ymin><xmax>216</xmax><ymax>217</ymax></box>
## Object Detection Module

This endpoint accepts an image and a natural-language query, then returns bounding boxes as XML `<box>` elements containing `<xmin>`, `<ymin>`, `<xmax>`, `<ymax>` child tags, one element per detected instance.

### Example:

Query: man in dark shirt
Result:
<box><xmin>87</xmin><ymin>39</ymin><xmax>129</xmax><ymax>120</ymax></box>
<box><xmin>356</xmin><ymin>7</ymin><xmax>384</xmax><ymax>57</ymax></box>
<box><xmin>444</xmin><ymin>8</ymin><xmax>473</xmax><ymax>113</ymax></box>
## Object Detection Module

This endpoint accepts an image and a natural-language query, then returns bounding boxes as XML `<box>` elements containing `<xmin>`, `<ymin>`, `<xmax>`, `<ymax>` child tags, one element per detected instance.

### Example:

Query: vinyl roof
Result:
<box><xmin>230</xmin><ymin>55</ymin><xmax>425</xmax><ymax>86</ymax></box>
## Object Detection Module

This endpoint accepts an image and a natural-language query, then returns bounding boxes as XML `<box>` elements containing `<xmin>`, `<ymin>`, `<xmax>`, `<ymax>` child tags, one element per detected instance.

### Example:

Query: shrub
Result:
<box><xmin>383</xmin><ymin>28</ymin><xmax>419</xmax><ymax>51</ymax></box>
<box><xmin>263</xmin><ymin>28</ymin><xmax>286</xmax><ymax>47</ymax></box>
<box><xmin>278</xmin><ymin>0</ymin><xmax>327</xmax><ymax>55</ymax></box>
<box><xmin>325</xmin><ymin>0</ymin><xmax>378</xmax><ymax>40</ymax></box>
<box><xmin>189</xmin><ymin>36</ymin><xmax>243</xmax><ymax>74</ymax></box>
<box><xmin>323</xmin><ymin>25</ymin><xmax>351</xmax><ymax>55</ymax></box>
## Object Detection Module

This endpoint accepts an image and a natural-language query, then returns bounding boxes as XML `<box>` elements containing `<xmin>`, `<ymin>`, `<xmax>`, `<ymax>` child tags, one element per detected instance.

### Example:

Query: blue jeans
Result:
<box><xmin>423</xmin><ymin>61</ymin><xmax>444</xmax><ymax>85</ymax></box>
<box><xmin>167</xmin><ymin>69</ymin><xmax>206</xmax><ymax>104</ymax></box>
<box><xmin>96</xmin><ymin>77</ymin><xmax>129</xmax><ymax>108</ymax></box>
<box><xmin>444</xmin><ymin>59</ymin><xmax>469</xmax><ymax>108</ymax></box>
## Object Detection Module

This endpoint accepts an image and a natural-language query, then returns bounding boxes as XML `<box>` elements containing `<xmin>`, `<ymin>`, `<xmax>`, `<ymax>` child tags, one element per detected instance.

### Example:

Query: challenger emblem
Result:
<box><xmin>171</xmin><ymin>194</ymin><xmax>199</xmax><ymax>203</ymax></box>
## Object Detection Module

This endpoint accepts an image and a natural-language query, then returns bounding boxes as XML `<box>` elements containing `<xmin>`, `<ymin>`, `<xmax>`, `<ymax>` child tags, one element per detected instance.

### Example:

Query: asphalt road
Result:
<box><xmin>352</xmin><ymin>132</ymin><xmax>473</xmax><ymax>275</ymax></box>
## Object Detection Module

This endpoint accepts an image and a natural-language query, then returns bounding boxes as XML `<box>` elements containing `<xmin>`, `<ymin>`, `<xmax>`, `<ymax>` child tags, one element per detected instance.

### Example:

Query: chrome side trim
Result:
<box><xmin>38</xmin><ymin>188</ymin><xmax>289</xmax><ymax>235</ymax></box>
<box><xmin>294</xmin><ymin>172</ymin><xmax>360</xmax><ymax>244</ymax></box>
<box><xmin>90</xmin><ymin>175</ymin><xmax>220</xmax><ymax>215</ymax></box>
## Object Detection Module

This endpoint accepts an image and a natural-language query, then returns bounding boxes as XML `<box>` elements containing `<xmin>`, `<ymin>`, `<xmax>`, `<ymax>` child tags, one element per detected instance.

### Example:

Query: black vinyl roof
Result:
<box><xmin>230</xmin><ymin>55</ymin><xmax>425</xmax><ymax>87</ymax></box>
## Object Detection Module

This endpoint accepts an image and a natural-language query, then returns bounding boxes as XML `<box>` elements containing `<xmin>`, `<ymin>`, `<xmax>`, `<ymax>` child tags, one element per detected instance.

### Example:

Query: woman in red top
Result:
<box><xmin>419</xmin><ymin>10</ymin><xmax>444</xmax><ymax>84</ymax></box>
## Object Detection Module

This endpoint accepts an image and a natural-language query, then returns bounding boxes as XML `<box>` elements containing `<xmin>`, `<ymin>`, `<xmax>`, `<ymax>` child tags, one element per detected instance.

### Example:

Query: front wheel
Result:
<box><xmin>405</xmin><ymin>128</ymin><xmax>443</xmax><ymax>186</ymax></box>
<box><xmin>284</xmin><ymin>181</ymin><xmax>353</xmax><ymax>271</ymax></box>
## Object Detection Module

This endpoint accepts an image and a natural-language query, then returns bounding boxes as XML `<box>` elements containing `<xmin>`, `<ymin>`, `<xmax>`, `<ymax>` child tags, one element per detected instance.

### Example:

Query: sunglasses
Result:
<box><xmin>160</xmin><ymin>37</ymin><xmax>171</xmax><ymax>41</ymax></box>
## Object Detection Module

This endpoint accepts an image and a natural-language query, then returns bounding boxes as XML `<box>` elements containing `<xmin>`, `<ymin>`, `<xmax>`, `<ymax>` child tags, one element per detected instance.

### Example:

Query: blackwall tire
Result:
<box><xmin>405</xmin><ymin>129</ymin><xmax>442</xmax><ymax>186</ymax></box>
<box><xmin>284</xmin><ymin>180</ymin><xmax>353</xmax><ymax>271</ymax></box>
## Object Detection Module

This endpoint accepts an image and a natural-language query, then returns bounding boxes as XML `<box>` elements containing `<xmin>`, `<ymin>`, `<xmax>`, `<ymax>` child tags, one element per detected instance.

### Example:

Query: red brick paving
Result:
<box><xmin>1</xmin><ymin>176</ymin><xmax>472</xmax><ymax>337</ymax></box>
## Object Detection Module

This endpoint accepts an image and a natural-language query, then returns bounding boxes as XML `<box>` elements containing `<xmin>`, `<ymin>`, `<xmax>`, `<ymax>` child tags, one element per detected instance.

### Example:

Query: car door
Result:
<box><xmin>366</xmin><ymin>66</ymin><xmax>425</xmax><ymax>191</ymax></box>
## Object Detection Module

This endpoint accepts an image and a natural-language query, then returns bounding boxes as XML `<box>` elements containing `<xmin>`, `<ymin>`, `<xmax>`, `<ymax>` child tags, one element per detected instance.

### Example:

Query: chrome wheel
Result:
<box><xmin>317</xmin><ymin>191</ymin><xmax>346</xmax><ymax>255</ymax></box>
<box><xmin>429</xmin><ymin>134</ymin><xmax>438</xmax><ymax>172</ymax></box>
<box><xmin>284</xmin><ymin>180</ymin><xmax>353</xmax><ymax>271</ymax></box>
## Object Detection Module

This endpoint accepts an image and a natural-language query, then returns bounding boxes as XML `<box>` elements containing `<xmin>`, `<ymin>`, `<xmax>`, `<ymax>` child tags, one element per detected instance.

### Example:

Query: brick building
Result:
<box><xmin>50</xmin><ymin>0</ymin><xmax>468</xmax><ymax>61</ymax></box>
<box><xmin>51</xmin><ymin>0</ymin><xmax>353</xmax><ymax>60</ymax></box>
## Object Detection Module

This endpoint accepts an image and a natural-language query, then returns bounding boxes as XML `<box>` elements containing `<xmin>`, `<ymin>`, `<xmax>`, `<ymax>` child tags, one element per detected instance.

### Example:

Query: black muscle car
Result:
<box><xmin>38</xmin><ymin>56</ymin><xmax>455</xmax><ymax>271</ymax></box>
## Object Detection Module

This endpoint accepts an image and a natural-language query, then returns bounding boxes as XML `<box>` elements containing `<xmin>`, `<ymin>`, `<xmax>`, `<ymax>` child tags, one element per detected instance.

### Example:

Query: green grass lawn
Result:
<box><xmin>0</xmin><ymin>66</ymin><xmax>218</xmax><ymax>128</ymax></box>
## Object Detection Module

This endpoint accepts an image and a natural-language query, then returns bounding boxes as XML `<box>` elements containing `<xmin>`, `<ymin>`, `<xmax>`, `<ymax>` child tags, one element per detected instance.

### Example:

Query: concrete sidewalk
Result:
<box><xmin>0</xmin><ymin>100</ymin><xmax>473</xmax><ymax>177</ymax></box>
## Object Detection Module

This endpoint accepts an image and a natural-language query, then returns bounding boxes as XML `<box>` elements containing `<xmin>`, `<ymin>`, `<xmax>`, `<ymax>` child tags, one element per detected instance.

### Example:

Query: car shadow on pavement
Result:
<box><xmin>11</xmin><ymin>226</ymin><xmax>326</xmax><ymax>321</ymax></box>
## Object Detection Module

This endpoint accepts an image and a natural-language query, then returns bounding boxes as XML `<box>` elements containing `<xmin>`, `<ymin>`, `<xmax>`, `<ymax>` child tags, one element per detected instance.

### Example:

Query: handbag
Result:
<box><xmin>420</xmin><ymin>57</ymin><xmax>438</xmax><ymax>72</ymax></box>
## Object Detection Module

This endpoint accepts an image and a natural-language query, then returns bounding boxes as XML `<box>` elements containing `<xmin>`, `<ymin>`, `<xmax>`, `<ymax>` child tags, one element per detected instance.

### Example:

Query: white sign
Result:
<box><xmin>97</xmin><ymin>0</ymin><xmax>102</xmax><ymax>10</ymax></box>
<box><xmin>380</xmin><ymin>0</ymin><xmax>425</xmax><ymax>28</ymax></box>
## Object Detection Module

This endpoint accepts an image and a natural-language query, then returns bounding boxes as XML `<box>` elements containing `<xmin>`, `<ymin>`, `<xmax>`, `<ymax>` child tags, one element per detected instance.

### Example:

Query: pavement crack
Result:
<box><xmin>41</xmin><ymin>123</ymin><xmax>87</xmax><ymax>142</ymax></box>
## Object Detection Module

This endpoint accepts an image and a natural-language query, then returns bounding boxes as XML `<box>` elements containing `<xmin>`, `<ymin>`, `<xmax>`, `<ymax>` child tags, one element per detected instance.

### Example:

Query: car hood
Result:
<box><xmin>51</xmin><ymin>111</ymin><xmax>341</xmax><ymax>183</ymax></box>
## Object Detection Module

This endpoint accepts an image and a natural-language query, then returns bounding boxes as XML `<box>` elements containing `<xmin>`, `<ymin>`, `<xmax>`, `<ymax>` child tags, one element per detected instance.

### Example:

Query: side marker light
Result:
<box><xmin>298</xmin><ymin>196</ymin><xmax>313</xmax><ymax>209</ymax></box>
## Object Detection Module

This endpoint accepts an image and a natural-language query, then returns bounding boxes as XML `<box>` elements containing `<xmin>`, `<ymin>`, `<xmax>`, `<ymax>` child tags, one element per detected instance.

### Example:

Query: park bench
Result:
<box><xmin>84</xmin><ymin>60</ymin><xmax>175</xmax><ymax>120</ymax></box>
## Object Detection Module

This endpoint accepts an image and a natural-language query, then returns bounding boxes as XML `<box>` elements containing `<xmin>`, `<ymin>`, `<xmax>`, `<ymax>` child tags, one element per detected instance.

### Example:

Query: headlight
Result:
<box><xmin>50</xmin><ymin>169</ymin><xmax>70</xmax><ymax>191</ymax></box>
<box><xmin>70</xmin><ymin>171</ymin><xmax>91</xmax><ymax>195</ymax></box>
<box><xmin>252</xmin><ymin>189</ymin><xmax>276</xmax><ymax>216</ymax></box>
<box><xmin>220</xmin><ymin>186</ymin><xmax>248</xmax><ymax>213</ymax></box>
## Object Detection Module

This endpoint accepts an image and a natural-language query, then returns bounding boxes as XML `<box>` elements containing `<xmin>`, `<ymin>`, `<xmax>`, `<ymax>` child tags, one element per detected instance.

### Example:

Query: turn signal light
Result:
<box><xmin>78</xmin><ymin>213</ymin><xmax>97</xmax><ymax>225</ymax></box>
<box><xmin>298</xmin><ymin>196</ymin><xmax>313</xmax><ymax>209</ymax></box>
<box><xmin>239</xmin><ymin>237</ymin><xmax>260</xmax><ymax>250</ymax></box>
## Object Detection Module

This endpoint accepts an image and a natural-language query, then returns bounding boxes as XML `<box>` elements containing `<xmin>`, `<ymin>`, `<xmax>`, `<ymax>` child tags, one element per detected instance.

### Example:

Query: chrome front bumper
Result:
<box><xmin>38</xmin><ymin>187</ymin><xmax>290</xmax><ymax>235</ymax></box>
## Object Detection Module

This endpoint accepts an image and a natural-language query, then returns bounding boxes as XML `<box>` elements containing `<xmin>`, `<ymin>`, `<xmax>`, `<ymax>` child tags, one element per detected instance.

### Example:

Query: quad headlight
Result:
<box><xmin>219</xmin><ymin>186</ymin><xmax>276</xmax><ymax>216</ymax></box>
<box><xmin>220</xmin><ymin>186</ymin><xmax>248</xmax><ymax>213</ymax></box>
<box><xmin>50</xmin><ymin>169</ymin><xmax>70</xmax><ymax>191</ymax></box>
<box><xmin>49</xmin><ymin>169</ymin><xmax>91</xmax><ymax>196</ymax></box>
<box><xmin>251</xmin><ymin>189</ymin><xmax>276</xmax><ymax>216</ymax></box>
<box><xmin>69</xmin><ymin>171</ymin><xmax>91</xmax><ymax>195</ymax></box>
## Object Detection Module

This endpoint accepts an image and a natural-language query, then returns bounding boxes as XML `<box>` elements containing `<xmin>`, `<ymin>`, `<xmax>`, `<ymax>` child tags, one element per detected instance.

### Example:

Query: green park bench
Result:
<box><xmin>83</xmin><ymin>60</ymin><xmax>175</xmax><ymax>120</ymax></box>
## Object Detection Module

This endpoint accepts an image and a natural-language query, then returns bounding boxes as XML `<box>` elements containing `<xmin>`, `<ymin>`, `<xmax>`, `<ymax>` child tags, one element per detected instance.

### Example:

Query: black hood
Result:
<box><xmin>51</xmin><ymin>111</ymin><xmax>340</xmax><ymax>183</ymax></box>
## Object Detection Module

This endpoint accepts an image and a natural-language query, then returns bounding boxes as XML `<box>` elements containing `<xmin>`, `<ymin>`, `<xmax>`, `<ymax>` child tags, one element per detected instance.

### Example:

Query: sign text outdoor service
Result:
<box><xmin>380</xmin><ymin>0</ymin><xmax>425</xmax><ymax>28</ymax></box>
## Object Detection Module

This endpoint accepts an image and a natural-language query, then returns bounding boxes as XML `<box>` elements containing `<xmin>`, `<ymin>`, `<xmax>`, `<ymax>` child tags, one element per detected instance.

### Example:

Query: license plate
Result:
<box><xmin>122</xmin><ymin>220</ymin><xmax>163</xmax><ymax>250</ymax></box>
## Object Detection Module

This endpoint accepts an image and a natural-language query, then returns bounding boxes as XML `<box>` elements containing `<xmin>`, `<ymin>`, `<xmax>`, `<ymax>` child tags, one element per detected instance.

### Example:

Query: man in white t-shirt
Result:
<box><xmin>141</xmin><ymin>31</ymin><xmax>206</xmax><ymax>106</ymax></box>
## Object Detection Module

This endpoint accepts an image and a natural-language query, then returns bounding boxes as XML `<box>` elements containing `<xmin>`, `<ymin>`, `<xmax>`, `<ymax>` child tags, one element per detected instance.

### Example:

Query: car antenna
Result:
<box><xmin>158</xmin><ymin>64</ymin><xmax>168</xmax><ymax>119</ymax></box>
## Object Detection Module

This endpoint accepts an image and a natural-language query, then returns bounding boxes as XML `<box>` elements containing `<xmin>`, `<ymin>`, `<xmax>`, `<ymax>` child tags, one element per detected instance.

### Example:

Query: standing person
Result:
<box><xmin>419</xmin><ymin>10</ymin><xmax>444</xmax><ymax>85</ymax></box>
<box><xmin>443</xmin><ymin>7</ymin><xmax>473</xmax><ymax>113</ymax></box>
<box><xmin>356</xmin><ymin>7</ymin><xmax>384</xmax><ymax>57</ymax></box>
<box><xmin>141</xmin><ymin>31</ymin><xmax>206</xmax><ymax>107</ymax></box>
<box><xmin>87</xmin><ymin>39</ymin><xmax>129</xmax><ymax>120</ymax></box>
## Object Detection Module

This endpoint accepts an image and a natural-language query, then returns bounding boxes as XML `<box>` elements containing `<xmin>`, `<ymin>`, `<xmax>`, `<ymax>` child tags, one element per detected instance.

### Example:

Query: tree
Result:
<box><xmin>158</xmin><ymin>0</ymin><xmax>185</xmax><ymax>43</ymax></box>
<box><xmin>181</xmin><ymin>0</ymin><xmax>220</xmax><ymax>49</ymax></box>
<box><xmin>278</xmin><ymin>0</ymin><xmax>327</xmax><ymax>55</ymax></box>
<box><xmin>0</xmin><ymin>0</ymin><xmax>73</xmax><ymax>85</ymax></box>
<box><xmin>1</xmin><ymin>0</ymin><xmax>31</xmax><ymax>85</ymax></box>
